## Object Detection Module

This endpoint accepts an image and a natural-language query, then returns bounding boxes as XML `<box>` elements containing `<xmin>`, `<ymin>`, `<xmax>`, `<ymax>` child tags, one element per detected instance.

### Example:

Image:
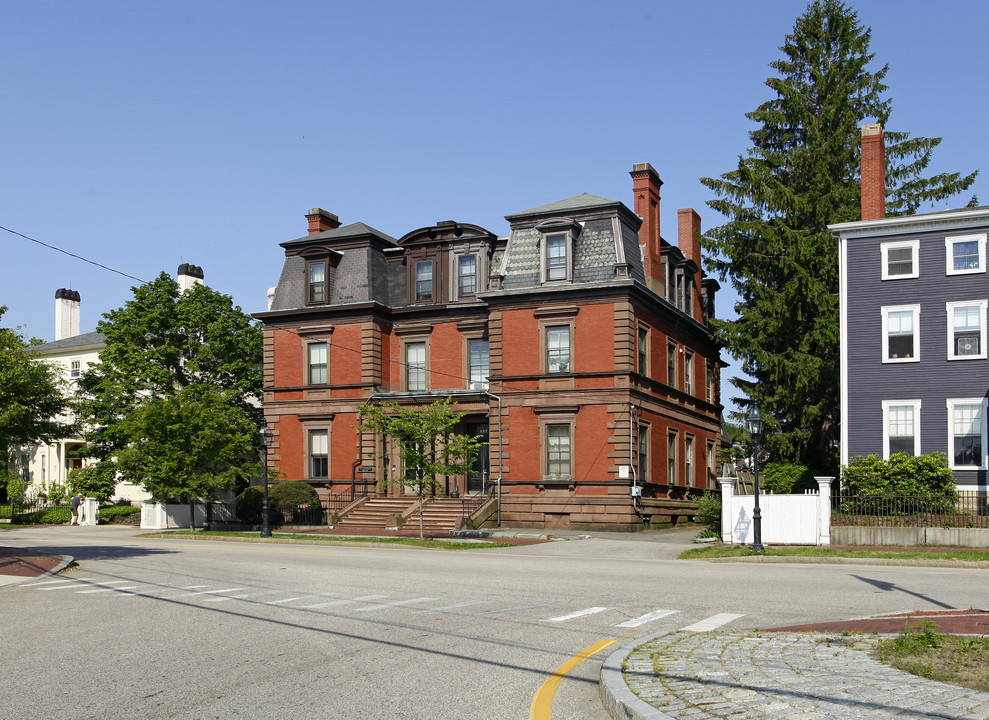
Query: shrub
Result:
<box><xmin>235</xmin><ymin>486</ymin><xmax>265</xmax><ymax>524</ymax></box>
<box><xmin>6</xmin><ymin>475</ymin><xmax>26</xmax><ymax>504</ymax></box>
<box><xmin>268</xmin><ymin>480</ymin><xmax>320</xmax><ymax>512</ymax></box>
<box><xmin>841</xmin><ymin>452</ymin><xmax>958</xmax><ymax>514</ymax></box>
<box><xmin>99</xmin><ymin>505</ymin><xmax>141</xmax><ymax>524</ymax></box>
<box><xmin>15</xmin><ymin>506</ymin><xmax>71</xmax><ymax>524</ymax></box>
<box><xmin>694</xmin><ymin>491</ymin><xmax>722</xmax><ymax>532</ymax></box>
<box><xmin>762</xmin><ymin>462</ymin><xmax>818</xmax><ymax>494</ymax></box>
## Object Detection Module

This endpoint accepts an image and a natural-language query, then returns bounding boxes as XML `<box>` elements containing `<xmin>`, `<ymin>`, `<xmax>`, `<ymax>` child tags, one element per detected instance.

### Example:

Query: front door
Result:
<box><xmin>466</xmin><ymin>423</ymin><xmax>489</xmax><ymax>494</ymax></box>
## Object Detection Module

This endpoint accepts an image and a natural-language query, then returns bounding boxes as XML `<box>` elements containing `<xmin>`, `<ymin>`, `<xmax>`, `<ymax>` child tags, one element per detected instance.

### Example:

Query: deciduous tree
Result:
<box><xmin>359</xmin><ymin>397</ymin><xmax>485</xmax><ymax>538</ymax></box>
<box><xmin>701</xmin><ymin>0</ymin><xmax>977</xmax><ymax>470</ymax></box>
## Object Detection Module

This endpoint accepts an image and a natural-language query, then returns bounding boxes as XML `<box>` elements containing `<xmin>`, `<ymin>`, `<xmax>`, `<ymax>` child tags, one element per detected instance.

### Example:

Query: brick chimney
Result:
<box><xmin>630</xmin><ymin>163</ymin><xmax>664</xmax><ymax>294</ymax></box>
<box><xmin>306</xmin><ymin>208</ymin><xmax>341</xmax><ymax>235</ymax></box>
<box><xmin>54</xmin><ymin>289</ymin><xmax>81</xmax><ymax>341</ymax></box>
<box><xmin>678</xmin><ymin>209</ymin><xmax>704</xmax><ymax>322</ymax></box>
<box><xmin>177</xmin><ymin>263</ymin><xmax>204</xmax><ymax>293</ymax></box>
<box><xmin>861</xmin><ymin>123</ymin><xmax>886</xmax><ymax>221</ymax></box>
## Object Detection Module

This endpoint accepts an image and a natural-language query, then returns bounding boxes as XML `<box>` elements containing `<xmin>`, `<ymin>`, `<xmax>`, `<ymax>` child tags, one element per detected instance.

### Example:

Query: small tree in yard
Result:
<box><xmin>358</xmin><ymin>397</ymin><xmax>486</xmax><ymax>539</ymax></box>
<box><xmin>841</xmin><ymin>452</ymin><xmax>958</xmax><ymax>516</ymax></box>
<box><xmin>114</xmin><ymin>386</ymin><xmax>258</xmax><ymax>529</ymax></box>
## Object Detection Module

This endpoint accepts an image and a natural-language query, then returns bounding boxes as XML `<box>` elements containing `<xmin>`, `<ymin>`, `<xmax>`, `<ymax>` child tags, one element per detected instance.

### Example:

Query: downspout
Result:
<box><xmin>483</xmin><ymin>388</ymin><xmax>503</xmax><ymax>526</ymax></box>
<box><xmin>629</xmin><ymin>403</ymin><xmax>640</xmax><ymax>512</ymax></box>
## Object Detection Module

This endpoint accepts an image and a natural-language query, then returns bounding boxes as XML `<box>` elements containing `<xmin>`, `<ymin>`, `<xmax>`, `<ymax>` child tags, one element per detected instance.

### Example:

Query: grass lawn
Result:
<box><xmin>873</xmin><ymin>622</ymin><xmax>989</xmax><ymax>693</ymax></box>
<box><xmin>145</xmin><ymin>530</ymin><xmax>518</xmax><ymax>550</ymax></box>
<box><xmin>680</xmin><ymin>544</ymin><xmax>989</xmax><ymax>562</ymax></box>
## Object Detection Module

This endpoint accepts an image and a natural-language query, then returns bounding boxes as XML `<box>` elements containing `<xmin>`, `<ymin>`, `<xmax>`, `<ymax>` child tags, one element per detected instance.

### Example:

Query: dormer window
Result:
<box><xmin>415</xmin><ymin>261</ymin><xmax>434</xmax><ymax>302</ymax></box>
<box><xmin>458</xmin><ymin>255</ymin><xmax>477</xmax><ymax>297</ymax></box>
<box><xmin>308</xmin><ymin>261</ymin><xmax>326</xmax><ymax>304</ymax></box>
<box><xmin>546</xmin><ymin>234</ymin><xmax>567</xmax><ymax>281</ymax></box>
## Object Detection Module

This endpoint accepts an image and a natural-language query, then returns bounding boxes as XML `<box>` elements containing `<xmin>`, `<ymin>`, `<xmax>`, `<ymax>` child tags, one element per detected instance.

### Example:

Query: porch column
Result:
<box><xmin>717</xmin><ymin>476</ymin><xmax>736</xmax><ymax>544</ymax></box>
<box><xmin>815</xmin><ymin>476</ymin><xmax>834</xmax><ymax>546</ymax></box>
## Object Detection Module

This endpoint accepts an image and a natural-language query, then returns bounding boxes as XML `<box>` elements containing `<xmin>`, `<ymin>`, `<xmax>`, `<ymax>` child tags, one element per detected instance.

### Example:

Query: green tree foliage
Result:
<box><xmin>701</xmin><ymin>1</ymin><xmax>977</xmax><ymax>470</ymax></box>
<box><xmin>359</xmin><ymin>397</ymin><xmax>486</xmax><ymax>538</ymax></box>
<box><xmin>235</xmin><ymin>486</ymin><xmax>265</xmax><ymax>524</ymax></box>
<box><xmin>762</xmin><ymin>462</ymin><xmax>818</xmax><ymax>494</ymax></box>
<box><xmin>114</xmin><ymin>386</ymin><xmax>258</xmax><ymax>529</ymax></box>
<box><xmin>0</xmin><ymin>306</ymin><xmax>73</xmax><ymax>472</ymax></box>
<box><xmin>68</xmin><ymin>464</ymin><xmax>118</xmax><ymax>502</ymax></box>
<box><xmin>77</xmin><ymin>275</ymin><xmax>263</xmax><ymax>523</ymax></box>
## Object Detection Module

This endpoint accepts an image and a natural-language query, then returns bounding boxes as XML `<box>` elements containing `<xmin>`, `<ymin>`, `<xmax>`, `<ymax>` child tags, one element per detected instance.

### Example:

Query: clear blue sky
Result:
<box><xmin>3</xmin><ymin>0</ymin><xmax>985</xmax><ymax>410</ymax></box>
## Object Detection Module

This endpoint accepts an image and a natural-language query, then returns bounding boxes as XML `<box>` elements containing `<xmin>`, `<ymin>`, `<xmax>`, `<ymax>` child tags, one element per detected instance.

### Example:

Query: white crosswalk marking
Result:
<box><xmin>300</xmin><ymin>594</ymin><xmax>387</xmax><ymax>609</ymax></box>
<box><xmin>615</xmin><ymin>609</ymin><xmax>678</xmax><ymax>628</ymax></box>
<box><xmin>354</xmin><ymin>597</ymin><xmax>437</xmax><ymax>612</ymax></box>
<box><xmin>31</xmin><ymin>578</ymin><xmax>93</xmax><ymax>587</ymax></box>
<box><xmin>78</xmin><ymin>585</ymin><xmax>144</xmax><ymax>594</ymax></box>
<box><xmin>263</xmin><ymin>595</ymin><xmax>322</xmax><ymax>605</ymax></box>
<box><xmin>544</xmin><ymin>607</ymin><xmax>610</xmax><ymax>623</ymax></box>
<box><xmin>415</xmin><ymin>600</ymin><xmax>490</xmax><ymax>614</ymax></box>
<box><xmin>680</xmin><ymin>613</ymin><xmax>745</xmax><ymax>632</ymax></box>
<box><xmin>170</xmin><ymin>587</ymin><xmax>247</xmax><ymax>598</ymax></box>
<box><xmin>202</xmin><ymin>590</ymin><xmax>284</xmax><ymax>603</ymax></box>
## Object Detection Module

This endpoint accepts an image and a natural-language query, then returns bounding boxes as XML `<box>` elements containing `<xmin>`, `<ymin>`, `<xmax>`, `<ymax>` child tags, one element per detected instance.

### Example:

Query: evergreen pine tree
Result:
<box><xmin>701</xmin><ymin>0</ymin><xmax>977</xmax><ymax>470</ymax></box>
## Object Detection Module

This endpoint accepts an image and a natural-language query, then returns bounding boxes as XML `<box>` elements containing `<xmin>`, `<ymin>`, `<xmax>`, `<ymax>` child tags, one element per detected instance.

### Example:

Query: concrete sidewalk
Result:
<box><xmin>601</xmin><ymin>609</ymin><xmax>989</xmax><ymax>720</ymax></box>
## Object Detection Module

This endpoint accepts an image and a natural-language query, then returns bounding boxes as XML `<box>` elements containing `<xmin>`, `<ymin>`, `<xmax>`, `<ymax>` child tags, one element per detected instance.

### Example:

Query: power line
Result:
<box><xmin>1</xmin><ymin>223</ymin><xmax>147</xmax><ymax>284</ymax></box>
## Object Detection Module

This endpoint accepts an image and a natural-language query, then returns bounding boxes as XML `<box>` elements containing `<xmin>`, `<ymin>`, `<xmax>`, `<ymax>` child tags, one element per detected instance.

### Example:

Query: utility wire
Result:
<box><xmin>1</xmin><ymin>223</ymin><xmax>147</xmax><ymax>284</ymax></box>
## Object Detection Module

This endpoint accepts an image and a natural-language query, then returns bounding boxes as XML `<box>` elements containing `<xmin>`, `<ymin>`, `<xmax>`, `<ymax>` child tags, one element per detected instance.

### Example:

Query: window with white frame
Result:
<box><xmin>946</xmin><ymin>300</ymin><xmax>987</xmax><ymax>360</ymax></box>
<box><xmin>881</xmin><ymin>240</ymin><xmax>919</xmax><ymax>280</ymax></box>
<box><xmin>70</xmin><ymin>360</ymin><xmax>81</xmax><ymax>378</ymax></box>
<box><xmin>468</xmin><ymin>338</ymin><xmax>489</xmax><ymax>389</ymax></box>
<box><xmin>947</xmin><ymin>398</ymin><xmax>987</xmax><ymax>469</ymax></box>
<box><xmin>881</xmin><ymin>304</ymin><xmax>920</xmax><ymax>362</ymax></box>
<box><xmin>544</xmin><ymin>233</ymin><xmax>568</xmax><ymax>281</ymax></box>
<box><xmin>685</xmin><ymin>436</ymin><xmax>694</xmax><ymax>487</ymax></box>
<box><xmin>667</xmin><ymin>430</ymin><xmax>678</xmax><ymax>485</ymax></box>
<box><xmin>308</xmin><ymin>342</ymin><xmax>327</xmax><ymax>384</ymax></box>
<box><xmin>684</xmin><ymin>351</ymin><xmax>694</xmax><ymax>396</ymax></box>
<box><xmin>882</xmin><ymin>400</ymin><xmax>921</xmax><ymax>457</ymax></box>
<box><xmin>309</xmin><ymin>429</ymin><xmax>328</xmax><ymax>479</ymax></box>
<box><xmin>945</xmin><ymin>234</ymin><xmax>986</xmax><ymax>275</ymax></box>
<box><xmin>637</xmin><ymin>327</ymin><xmax>648</xmax><ymax>375</ymax></box>
<box><xmin>637</xmin><ymin>423</ymin><xmax>649</xmax><ymax>483</ymax></box>
<box><xmin>545</xmin><ymin>326</ymin><xmax>571</xmax><ymax>373</ymax></box>
<box><xmin>405</xmin><ymin>341</ymin><xmax>426</xmax><ymax>391</ymax></box>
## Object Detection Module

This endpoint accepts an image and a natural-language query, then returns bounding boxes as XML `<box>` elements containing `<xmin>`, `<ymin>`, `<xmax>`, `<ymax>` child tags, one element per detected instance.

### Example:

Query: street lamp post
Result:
<box><xmin>746</xmin><ymin>407</ymin><xmax>765</xmax><ymax>552</ymax></box>
<box><xmin>260</xmin><ymin>420</ymin><xmax>272</xmax><ymax>538</ymax></box>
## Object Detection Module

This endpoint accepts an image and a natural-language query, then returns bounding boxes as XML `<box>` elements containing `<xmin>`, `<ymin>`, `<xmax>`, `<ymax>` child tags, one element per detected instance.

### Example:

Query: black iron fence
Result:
<box><xmin>831</xmin><ymin>490</ymin><xmax>989</xmax><ymax>528</ymax></box>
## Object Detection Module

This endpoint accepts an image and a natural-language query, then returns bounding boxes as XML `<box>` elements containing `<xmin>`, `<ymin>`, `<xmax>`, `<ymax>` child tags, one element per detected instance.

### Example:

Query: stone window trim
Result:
<box><xmin>685</xmin><ymin>434</ymin><xmax>695</xmax><ymax>488</ymax></box>
<box><xmin>946</xmin><ymin>300</ymin><xmax>988</xmax><ymax>361</ymax></box>
<box><xmin>403</xmin><ymin>338</ymin><xmax>430</xmax><ymax>392</ymax></box>
<box><xmin>667</xmin><ymin>429</ymin><xmax>679</xmax><ymax>486</ymax></box>
<box><xmin>535</xmin><ymin>218</ymin><xmax>580</xmax><ymax>285</ymax></box>
<box><xmin>881</xmin><ymin>304</ymin><xmax>920</xmax><ymax>364</ymax></box>
<box><xmin>637</xmin><ymin>421</ymin><xmax>650</xmax><ymax>484</ymax></box>
<box><xmin>307</xmin><ymin>341</ymin><xmax>328</xmax><ymax>385</ymax></box>
<box><xmin>946</xmin><ymin>397</ymin><xmax>988</xmax><ymax>470</ymax></box>
<box><xmin>535</xmin><ymin>408</ymin><xmax>577</xmax><ymax>482</ymax></box>
<box><xmin>945</xmin><ymin>233</ymin><xmax>987</xmax><ymax>276</ymax></box>
<box><xmin>881</xmin><ymin>399</ymin><xmax>921</xmax><ymax>459</ymax></box>
<box><xmin>667</xmin><ymin>341</ymin><xmax>678</xmax><ymax>388</ymax></box>
<box><xmin>683</xmin><ymin>349</ymin><xmax>694</xmax><ymax>397</ymax></box>
<box><xmin>881</xmin><ymin>239</ymin><xmax>920</xmax><ymax>280</ymax></box>
<box><xmin>302</xmin><ymin>422</ymin><xmax>333</xmax><ymax>481</ymax></box>
<box><xmin>536</xmin><ymin>307</ymin><xmax>578</xmax><ymax>375</ymax></box>
<box><xmin>451</xmin><ymin>247</ymin><xmax>488</xmax><ymax>301</ymax></box>
<box><xmin>298</xmin><ymin>327</ymin><xmax>333</xmax><ymax>386</ymax></box>
<box><xmin>459</xmin><ymin>324</ymin><xmax>490</xmax><ymax>390</ymax></box>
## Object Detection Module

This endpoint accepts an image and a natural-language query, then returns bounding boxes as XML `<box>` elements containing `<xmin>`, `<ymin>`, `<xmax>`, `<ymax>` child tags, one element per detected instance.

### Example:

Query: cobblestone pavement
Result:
<box><xmin>605</xmin><ymin>629</ymin><xmax>989</xmax><ymax>720</ymax></box>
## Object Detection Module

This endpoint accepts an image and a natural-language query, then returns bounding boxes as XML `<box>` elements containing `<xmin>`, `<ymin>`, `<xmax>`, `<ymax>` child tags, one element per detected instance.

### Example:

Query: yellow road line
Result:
<box><xmin>530</xmin><ymin>634</ymin><xmax>633</xmax><ymax>719</ymax></box>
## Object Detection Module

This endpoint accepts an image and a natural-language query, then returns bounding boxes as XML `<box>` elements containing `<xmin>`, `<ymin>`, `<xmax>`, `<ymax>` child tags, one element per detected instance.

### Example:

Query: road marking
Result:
<box><xmin>37</xmin><ymin>581</ymin><xmax>98</xmax><ymax>591</ymax></box>
<box><xmin>74</xmin><ymin>581</ymin><xmax>132</xmax><ymax>593</ymax></box>
<box><xmin>478</xmin><ymin>603</ymin><xmax>546</xmax><ymax>618</ymax></box>
<box><xmin>203</xmin><ymin>590</ymin><xmax>284</xmax><ymax>603</ymax></box>
<box><xmin>354</xmin><ymin>597</ymin><xmax>438</xmax><ymax>612</ymax></box>
<box><xmin>31</xmin><ymin>578</ymin><xmax>93</xmax><ymax>587</ymax></box>
<box><xmin>530</xmin><ymin>636</ymin><xmax>632</xmax><ymax>720</ymax></box>
<box><xmin>680</xmin><ymin>613</ymin><xmax>745</xmax><ymax>632</ymax></box>
<box><xmin>301</xmin><ymin>594</ymin><xmax>387</xmax><ymax>609</ymax></box>
<box><xmin>78</xmin><ymin>585</ymin><xmax>144</xmax><ymax>594</ymax></box>
<box><xmin>614</xmin><ymin>609</ymin><xmax>678</xmax><ymax>628</ymax></box>
<box><xmin>415</xmin><ymin>600</ymin><xmax>491</xmax><ymax>614</ymax></box>
<box><xmin>170</xmin><ymin>587</ymin><xmax>248</xmax><ymax>598</ymax></box>
<box><xmin>544</xmin><ymin>607</ymin><xmax>609</xmax><ymax>623</ymax></box>
<box><xmin>263</xmin><ymin>595</ymin><xmax>321</xmax><ymax>605</ymax></box>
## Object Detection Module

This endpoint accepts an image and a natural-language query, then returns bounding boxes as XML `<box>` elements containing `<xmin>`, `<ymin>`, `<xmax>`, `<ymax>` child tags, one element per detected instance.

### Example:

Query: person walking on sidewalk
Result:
<box><xmin>70</xmin><ymin>493</ymin><xmax>83</xmax><ymax>525</ymax></box>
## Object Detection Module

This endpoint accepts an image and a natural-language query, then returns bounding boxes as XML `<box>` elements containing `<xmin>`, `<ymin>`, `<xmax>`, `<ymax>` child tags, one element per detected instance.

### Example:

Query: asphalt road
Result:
<box><xmin>2</xmin><ymin>525</ymin><xmax>986</xmax><ymax>720</ymax></box>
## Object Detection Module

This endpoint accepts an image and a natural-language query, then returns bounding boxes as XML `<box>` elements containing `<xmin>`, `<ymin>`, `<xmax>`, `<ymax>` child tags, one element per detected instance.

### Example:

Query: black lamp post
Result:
<box><xmin>746</xmin><ymin>407</ymin><xmax>765</xmax><ymax>552</ymax></box>
<box><xmin>260</xmin><ymin>420</ymin><xmax>272</xmax><ymax>538</ymax></box>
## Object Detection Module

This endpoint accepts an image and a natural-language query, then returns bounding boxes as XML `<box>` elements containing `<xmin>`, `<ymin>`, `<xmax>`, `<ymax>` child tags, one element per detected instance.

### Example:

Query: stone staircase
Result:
<box><xmin>334</xmin><ymin>498</ymin><xmax>416</xmax><ymax>532</ymax></box>
<box><xmin>334</xmin><ymin>497</ymin><xmax>474</xmax><ymax>535</ymax></box>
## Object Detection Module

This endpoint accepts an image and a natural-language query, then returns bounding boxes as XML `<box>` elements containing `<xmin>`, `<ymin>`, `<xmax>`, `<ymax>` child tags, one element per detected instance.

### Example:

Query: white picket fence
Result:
<box><xmin>717</xmin><ymin>476</ymin><xmax>835</xmax><ymax>546</ymax></box>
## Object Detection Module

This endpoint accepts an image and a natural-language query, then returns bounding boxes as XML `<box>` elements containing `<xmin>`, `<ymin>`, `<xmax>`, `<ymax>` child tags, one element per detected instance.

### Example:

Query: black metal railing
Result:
<box><xmin>831</xmin><ymin>490</ymin><xmax>989</xmax><ymax>528</ymax></box>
